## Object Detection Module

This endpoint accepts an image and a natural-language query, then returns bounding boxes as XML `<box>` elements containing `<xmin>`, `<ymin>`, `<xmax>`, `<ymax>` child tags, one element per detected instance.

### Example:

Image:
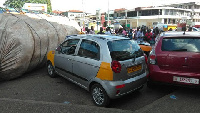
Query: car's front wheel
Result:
<box><xmin>47</xmin><ymin>62</ymin><xmax>57</xmax><ymax>78</ymax></box>
<box><xmin>91</xmin><ymin>84</ymin><xmax>110</xmax><ymax>107</ymax></box>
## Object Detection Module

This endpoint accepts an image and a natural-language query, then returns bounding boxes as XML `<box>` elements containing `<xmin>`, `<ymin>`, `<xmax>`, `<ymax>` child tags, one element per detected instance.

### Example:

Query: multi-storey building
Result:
<box><xmin>113</xmin><ymin>2</ymin><xmax>200</xmax><ymax>29</ymax></box>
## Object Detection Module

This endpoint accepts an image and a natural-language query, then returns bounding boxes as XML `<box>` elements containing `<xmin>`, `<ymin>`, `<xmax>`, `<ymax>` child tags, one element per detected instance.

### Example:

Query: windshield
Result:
<box><xmin>162</xmin><ymin>38</ymin><xmax>200</xmax><ymax>52</ymax></box>
<box><xmin>107</xmin><ymin>39</ymin><xmax>143</xmax><ymax>61</ymax></box>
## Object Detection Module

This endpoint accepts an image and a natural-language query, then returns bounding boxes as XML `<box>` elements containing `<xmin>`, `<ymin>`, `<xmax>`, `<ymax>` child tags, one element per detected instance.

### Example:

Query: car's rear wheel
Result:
<box><xmin>91</xmin><ymin>84</ymin><xmax>110</xmax><ymax>107</ymax></box>
<box><xmin>47</xmin><ymin>62</ymin><xmax>57</xmax><ymax>78</ymax></box>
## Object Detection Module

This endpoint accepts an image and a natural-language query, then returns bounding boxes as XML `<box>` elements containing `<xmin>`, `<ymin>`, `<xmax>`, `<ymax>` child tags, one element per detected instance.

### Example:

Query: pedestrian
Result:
<box><xmin>85</xmin><ymin>27</ymin><xmax>90</xmax><ymax>34</ymax></box>
<box><xmin>134</xmin><ymin>27</ymin><xmax>140</xmax><ymax>40</ymax></box>
<box><xmin>105</xmin><ymin>27</ymin><xmax>111</xmax><ymax>35</ymax></box>
<box><xmin>128</xmin><ymin>29</ymin><xmax>133</xmax><ymax>39</ymax></box>
<box><xmin>188</xmin><ymin>27</ymin><xmax>192</xmax><ymax>31</ymax></box>
<box><xmin>97</xmin><ymin>27</ymin><xmax>105</xmax><ymax>34</ymax></box>
<box><xmin>145</xmin><ymin>29</ymin><xmax>153</xmax><ymax>43</ymax></box>
<box><xmin>89</xmin><ymin>26</ymin><xmax>95</xmax><ymax>34</ymax></box>
<box><xmin>136</xmin><ymin>28</ymin><xmax>143</xmax><ymax>41</ymax></box>
<box><xmin>79</xmin><ymin>28</ymin><xmax>85</xmax><ymax>34</ymax></box>
<box><xmin>122</xmin><ymin>28</ymin><xmax>127</xmax><ymax>36</ymax></box>
<box><xmin>142</xmin><ymin>27</ymin><xmax>147</xmax><ymax>41</ymax></box>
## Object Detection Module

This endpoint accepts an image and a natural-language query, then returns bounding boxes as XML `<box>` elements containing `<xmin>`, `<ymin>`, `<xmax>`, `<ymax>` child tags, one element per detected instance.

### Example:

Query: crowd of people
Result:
<box><xmin>80</xmin><ymin>26</ymin><xmax>161</xmax><ymax>44</ymax></box>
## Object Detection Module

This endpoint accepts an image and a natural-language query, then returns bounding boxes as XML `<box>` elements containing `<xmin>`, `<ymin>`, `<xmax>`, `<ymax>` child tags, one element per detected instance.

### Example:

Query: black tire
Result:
<box><xmin>47</xmin><ymin>62</ymin><xmax>57</xmax><ymax>78</ymax></box>
<box><xmin>91</xmin><ymin>84</ymin><xmax>110</xmax><ymax>107</ymax></box>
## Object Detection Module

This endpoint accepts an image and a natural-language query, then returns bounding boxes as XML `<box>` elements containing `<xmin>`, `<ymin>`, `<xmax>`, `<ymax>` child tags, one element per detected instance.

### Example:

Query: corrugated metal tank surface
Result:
<box><xmin>0</xmin><ymin>13</ymin><xmax>79</xmax><ymax>80</ymax></box>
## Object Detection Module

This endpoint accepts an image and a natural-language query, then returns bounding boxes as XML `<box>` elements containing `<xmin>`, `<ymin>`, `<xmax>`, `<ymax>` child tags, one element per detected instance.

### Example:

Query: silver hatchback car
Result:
<box><xmin>47</xmin><ymin>34</ymin><xmax>148</xmax><ymax>107</ymax></box>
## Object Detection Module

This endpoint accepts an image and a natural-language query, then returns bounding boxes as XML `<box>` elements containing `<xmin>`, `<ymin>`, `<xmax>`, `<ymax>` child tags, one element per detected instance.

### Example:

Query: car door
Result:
<box><xmin>54</xmin><ymin>39</ymin><xmax>80</xmax><ymax>76</ymax></box>
<box><xmin>72</xmin><ymin>39</ymin><xmax>101</xmax><ymax>87</ymax></box>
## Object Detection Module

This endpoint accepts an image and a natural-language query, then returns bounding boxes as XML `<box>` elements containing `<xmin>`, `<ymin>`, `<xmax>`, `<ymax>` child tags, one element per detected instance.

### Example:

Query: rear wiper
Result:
<box><xmin>172</xmin><ymin>49</ymin><xmax>187</xmax><ymax>51</ymax></box>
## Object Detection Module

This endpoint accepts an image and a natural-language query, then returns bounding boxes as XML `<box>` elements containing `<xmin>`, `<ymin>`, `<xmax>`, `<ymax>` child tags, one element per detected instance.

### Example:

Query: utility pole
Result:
<box><xmin>107</xmin><ymin>0</ymin><xmax>110</xmax><ymax>26</ymax></box>
<box><xmin>82</xmin><ymin>0</ymin><xmax>85</xmax><ymax>28</ymax></box>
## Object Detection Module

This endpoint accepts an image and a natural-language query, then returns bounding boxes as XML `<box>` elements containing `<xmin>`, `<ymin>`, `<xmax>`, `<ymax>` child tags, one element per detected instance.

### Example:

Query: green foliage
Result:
<box><xmin>3</xmin><ymin>0</ymin><xmax>52</xmax><ymax>13</ymax></box>
<box><xmin>4</xmin><ymin>0</ymin><xmax>26</xmax><ymax>9</ymax></box>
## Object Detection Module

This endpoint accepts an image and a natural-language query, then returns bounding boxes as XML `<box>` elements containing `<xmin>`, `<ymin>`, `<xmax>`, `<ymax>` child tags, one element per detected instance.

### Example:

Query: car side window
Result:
<box><xmin>78</xmin><ymin>39</ymin><xmax>100</xmax><ymax>60</ymax></box>
<box><xmin>60</xmin><ymin>39</ymin><xmax>79</xmax><ymax>55</ymax></box>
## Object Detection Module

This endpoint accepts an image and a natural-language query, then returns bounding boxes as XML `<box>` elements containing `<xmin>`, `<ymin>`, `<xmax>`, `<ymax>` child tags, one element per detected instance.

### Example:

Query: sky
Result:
<box><xmin>51</xmin><ymin>0</ymin><xmax>200</xmax><ymax>14</ymax></box>
<box><xmin>0</xmin><ymin>0</ymin><xmax>199</xmax><ymax>14</ymax></box>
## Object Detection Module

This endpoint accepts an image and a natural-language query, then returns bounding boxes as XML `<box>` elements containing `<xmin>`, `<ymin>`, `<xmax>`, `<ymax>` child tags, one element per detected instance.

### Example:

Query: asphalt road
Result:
<box><xmin>0</xmin><ymin>66</ymin><xmax>194</xmax><ymax>112</ymax></box>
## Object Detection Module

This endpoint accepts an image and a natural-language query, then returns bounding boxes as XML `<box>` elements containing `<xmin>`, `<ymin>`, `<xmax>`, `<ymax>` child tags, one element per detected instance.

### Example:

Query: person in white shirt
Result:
<box><xmin>89</xmin><ymin>26</ymin><xmax>95</xmax><ymax>34</ymax></box>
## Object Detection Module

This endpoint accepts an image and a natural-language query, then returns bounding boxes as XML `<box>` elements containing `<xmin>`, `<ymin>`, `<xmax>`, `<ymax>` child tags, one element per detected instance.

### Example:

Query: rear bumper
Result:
<box><xmin>102</xmin><ymin>72</ymin><xmax>147</xmax><ymax>99</ymax></box>
<box><xmin>148</xmin><ymin>64</ymin><xmax>200</xmax><ymax>86</ymax></box>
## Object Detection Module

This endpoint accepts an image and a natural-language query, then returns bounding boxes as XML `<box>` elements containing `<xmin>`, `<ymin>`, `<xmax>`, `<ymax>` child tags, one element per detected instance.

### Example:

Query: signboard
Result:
<box><xmin>23</xmin><ymin>3</ymin><xmax>47</xmax><ymax>12</ymax></box>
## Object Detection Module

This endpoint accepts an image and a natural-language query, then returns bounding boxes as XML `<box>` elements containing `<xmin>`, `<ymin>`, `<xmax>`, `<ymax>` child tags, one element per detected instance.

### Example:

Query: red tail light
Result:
<box><xmin>116</xmin><ymin>84</ymin><xmax>125</xmax><ymax>89</ymax></box>
<box><xmin>111</xmin><ymin>61</ymin><xmax>121</xmax><ymax>73</ymax></box>
<box><xmin>150</xmin><ymin>54</ymin><xmax>156</xmax><ymax>59</ymax></box>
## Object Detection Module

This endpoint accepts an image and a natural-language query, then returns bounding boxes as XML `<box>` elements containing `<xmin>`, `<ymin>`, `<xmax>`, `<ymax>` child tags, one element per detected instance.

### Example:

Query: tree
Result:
<box><xmin>46</xmin><ymin>0</ymin><xmax>52</xmax><ymax>13</ymax></box>
<box><xmin>4</xmin><ymin>0</ymin><xmax>27</xmax><ymax>10</ymax></box>
<box><xmin>3</xmin><ymin>0</ymin><xmax>52</xmax><ymax>13</ymax></box>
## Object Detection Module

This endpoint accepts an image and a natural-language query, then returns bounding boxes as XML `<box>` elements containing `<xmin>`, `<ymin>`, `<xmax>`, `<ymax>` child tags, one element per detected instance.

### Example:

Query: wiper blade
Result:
<box><xmin>172</xmin><ymin>49</ymin><xmax>187</xmax><ymax>51</ymax></box>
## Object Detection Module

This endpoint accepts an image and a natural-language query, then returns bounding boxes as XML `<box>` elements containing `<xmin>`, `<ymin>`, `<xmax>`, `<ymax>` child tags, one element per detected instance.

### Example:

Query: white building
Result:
<box><xmin>114</xmin><ymin>2</ymin><xmax>200</xmax><ymax>29</ymax></box>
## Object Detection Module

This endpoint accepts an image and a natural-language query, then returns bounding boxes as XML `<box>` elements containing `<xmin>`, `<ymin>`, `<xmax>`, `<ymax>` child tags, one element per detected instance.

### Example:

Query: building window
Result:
<box><xmin>173</xmin><ymin>19</ymin><xmax>175</xmax><ymax>24</ymax></box>
<box><xmin>164</xmin><ymin>19</ymin><xmax>167</xmax><ymax>24</ymax></box>
<box><xmin>127</xmin><ymin>11</ymin><xmax>137</xmax><ymax>17</ymax></box>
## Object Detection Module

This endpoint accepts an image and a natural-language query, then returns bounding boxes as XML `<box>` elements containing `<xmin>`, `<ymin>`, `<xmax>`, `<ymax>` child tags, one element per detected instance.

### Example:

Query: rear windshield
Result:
<box><xmin>107</xmin><ymin>39</ymin><xmax>143</xmax><ymax>61</ymax></box>
<box><xmin>162</xmin><ymin>38</ymin><xmax>200</xmax><ymax>52</ymax></box>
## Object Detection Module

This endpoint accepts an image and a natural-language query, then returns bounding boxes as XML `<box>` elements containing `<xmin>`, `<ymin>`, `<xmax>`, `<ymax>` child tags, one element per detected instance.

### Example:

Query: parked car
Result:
<box><xmin>47</xmin><ymin>34</ymin><xmax>148</xmax><ymax>107</ymax></box>
<box><xmin>147</xmin><ymin>31</ymin><xmax>200</xmax><ymax>87</ymax></box>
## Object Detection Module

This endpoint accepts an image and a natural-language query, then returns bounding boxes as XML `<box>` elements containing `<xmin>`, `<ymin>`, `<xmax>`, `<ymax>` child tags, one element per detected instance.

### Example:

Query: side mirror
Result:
<box><xmin>56</xmin><ymin>46</ymin><xmax>62</xmax><ymax>53</ymax></box>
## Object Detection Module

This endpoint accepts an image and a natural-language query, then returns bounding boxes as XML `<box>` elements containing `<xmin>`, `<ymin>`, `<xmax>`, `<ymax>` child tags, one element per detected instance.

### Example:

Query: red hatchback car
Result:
<box><xmin>147</xmin><ymin>31</ymin><xmax>200</xmax><ymax>87</ymax></box>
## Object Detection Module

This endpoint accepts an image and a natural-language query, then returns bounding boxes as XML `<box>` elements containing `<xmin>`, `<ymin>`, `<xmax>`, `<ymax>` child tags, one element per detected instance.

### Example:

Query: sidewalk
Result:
<box><xmin>0</xmin><ymin>98</ymin><xmax>132</xmax><ymax>113</ymax></box>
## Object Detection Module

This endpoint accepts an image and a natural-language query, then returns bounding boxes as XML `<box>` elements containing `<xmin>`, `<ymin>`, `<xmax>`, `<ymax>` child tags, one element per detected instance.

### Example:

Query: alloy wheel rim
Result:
<box><xmin>92</xmin><ymin>87</ymin><xmax>104</xmax><ymax>105</ymax></box>
<box><xmin>48</xmin><ymin>64</ymin><xmax>53</xmax><ymax>75</ymax></box>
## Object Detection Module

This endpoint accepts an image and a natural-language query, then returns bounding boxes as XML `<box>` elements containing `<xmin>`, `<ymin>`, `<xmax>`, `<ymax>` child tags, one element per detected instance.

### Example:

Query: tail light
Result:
<box><xmin>111</xmin><ymin>61</ymin><xmax>121</xmax><ymax>73</ymax></box>
<box><xmin>149</xmin><ymin>54</ymin><xmax>157</xmax><ymax>64</ymax></box>
<box><xmin>116</xmin><ymin>84</ymin><xmax>125</xmax><ymax>89</ymax></box>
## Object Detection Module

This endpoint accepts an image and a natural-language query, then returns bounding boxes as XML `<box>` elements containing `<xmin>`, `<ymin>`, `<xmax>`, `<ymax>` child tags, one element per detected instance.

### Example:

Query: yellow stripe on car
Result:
<box><xmin>96</xmin><ymin>62</ymin><xmax>113</xmax><ymax>81</ymax></box>
<box><xmin>47</xmin><ymin>50</ymin><xmax>55</xmax><ymax>66</ymax></box>
<box><xmin>139</xmin><ymin>45</ymin><xmax>152</xmax><ymax>52</ymax></box>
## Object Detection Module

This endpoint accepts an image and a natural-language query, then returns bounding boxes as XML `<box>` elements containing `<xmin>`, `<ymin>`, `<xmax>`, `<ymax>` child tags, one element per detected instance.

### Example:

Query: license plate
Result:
<box><xmin>127</xmin><ymin>64</ymin><xmax>142</xmax><ymax>73</ymax></box>
<box><xmin>173</xmin><ymin>76</ymin><xmax>199</xmax><ymax>84</ymax></box>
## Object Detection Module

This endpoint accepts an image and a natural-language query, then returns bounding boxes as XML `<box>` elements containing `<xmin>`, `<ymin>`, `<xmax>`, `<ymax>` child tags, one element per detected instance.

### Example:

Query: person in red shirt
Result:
<box><xmin>145</xmin><ymin>29</ymin><xmax>153</xmax><ymax>43</ymax></box>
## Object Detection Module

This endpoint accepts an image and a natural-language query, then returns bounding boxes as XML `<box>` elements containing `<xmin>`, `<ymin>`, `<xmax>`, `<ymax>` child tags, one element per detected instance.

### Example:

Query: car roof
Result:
<box><xmin>66</xmin><ymin>34</ymin><xmax>129</xmax><ymax>42</ymax></box>
<box><xmin>160</xmin><ymin>31</ymin><xmax>200</xmax><ymax>38</ymax></box>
